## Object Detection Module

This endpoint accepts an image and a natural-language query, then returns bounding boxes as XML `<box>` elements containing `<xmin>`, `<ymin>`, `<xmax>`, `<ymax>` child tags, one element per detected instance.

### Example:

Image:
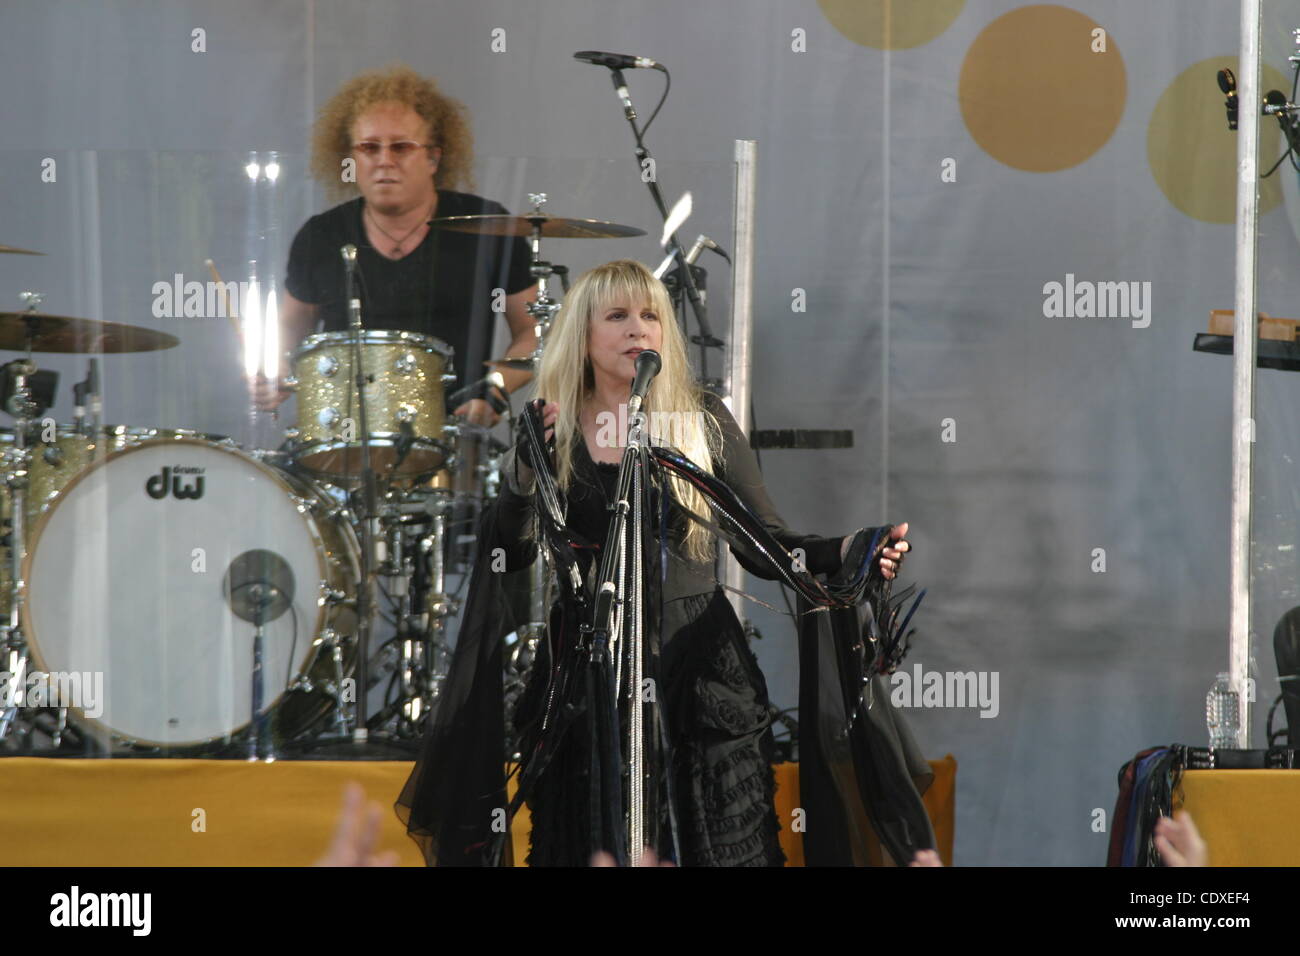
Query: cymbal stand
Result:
<box><xmin>0</xmin><ymin>299</ymin><xmax>44</xmax><ymax>742</ymax></box>
<box><xmin>343</xmin><ymin>248</ymin><xmax>377</xmax><ymax>743</ymax></box>
<box><xmin>522</xmin><ymin>193</ymin><xmax>566</xmax><ymax>360</ymax></box>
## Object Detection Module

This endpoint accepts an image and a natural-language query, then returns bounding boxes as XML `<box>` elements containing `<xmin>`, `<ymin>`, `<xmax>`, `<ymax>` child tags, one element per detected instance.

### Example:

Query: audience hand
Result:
<box><xmin>314</xmin><ymin>782</ymin><xmax>400</xmax><ymax>868</ymax></box>
<box><xmin>1155</xmin><ymin>810</ymin><xmax>1208</xmax><ymax>867</ymax></box>
<box><xmin>908</xmin><ymin>849</ymin><xmax>943</xmax><ymax>867</ymax></box>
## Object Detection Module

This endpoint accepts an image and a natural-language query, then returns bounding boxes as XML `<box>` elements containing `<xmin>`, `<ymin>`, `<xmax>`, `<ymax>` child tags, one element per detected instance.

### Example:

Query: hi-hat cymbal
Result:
<box><xmin>431</xmin><ymin>214</ymin><xmax>646</xmax><ymax>239</ymax></box>
<box><xmin>485</xmin><ymin>356</ymin><xmax>538</xmax><ymax>372</ymax></box>
<box><xmin>0</xmin><ymin>313</ymin><xmax>180</xmax><ymax>353</ymax></box>
<box><xmin>0</xmin><ymin>244</ymin><xmax>43</xmax><ymax>255</ymax></box>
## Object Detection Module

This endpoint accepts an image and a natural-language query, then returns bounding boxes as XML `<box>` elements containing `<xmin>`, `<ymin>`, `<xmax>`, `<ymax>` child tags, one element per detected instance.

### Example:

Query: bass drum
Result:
<box><xmin>1</xmin><ymin>427</ymin><xmax>231</xmax><ymax>618</ymax></box>
<box><xmin>21</xmin><ymin>437</ymin><xmax>359</xmax><ymax>750</ymax></box>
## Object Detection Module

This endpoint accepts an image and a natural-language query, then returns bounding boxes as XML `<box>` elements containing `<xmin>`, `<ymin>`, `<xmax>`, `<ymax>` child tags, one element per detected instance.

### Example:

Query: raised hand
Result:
<box><xmin>840</xmin><ymin>522</ymin><xmax>912</xmax><ymax>580</ymax></box>
<box><xmin>314</xmin><ymin>782</ymin><xmax>400</xmax><ymax>868</ymax></box>
<box><xmin>1155</xmin><ymin>810</ymin><xmax>1208</xmax><ymax>867</ymax></box>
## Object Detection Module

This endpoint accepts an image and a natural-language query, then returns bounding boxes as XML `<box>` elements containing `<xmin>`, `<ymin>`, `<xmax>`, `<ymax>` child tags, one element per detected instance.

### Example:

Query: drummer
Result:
<box><xmin>252</xmin><ymin>64</ymin><xmax>539</xmax><ymax>426</ymax></box>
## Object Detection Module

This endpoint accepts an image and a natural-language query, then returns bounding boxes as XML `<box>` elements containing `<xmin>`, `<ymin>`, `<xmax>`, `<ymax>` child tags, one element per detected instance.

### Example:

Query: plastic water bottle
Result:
<box><xmin>1206</xmin><ymin>672</ymin><xmax>1240</xmax><ymax>750</ymax></box>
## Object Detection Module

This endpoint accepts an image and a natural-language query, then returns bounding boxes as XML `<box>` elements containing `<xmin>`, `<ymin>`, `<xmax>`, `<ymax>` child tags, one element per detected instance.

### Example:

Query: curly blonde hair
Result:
<box><xmin>310</xmin><ymin>63</ymin><xmax>475</xmax><ymax>198</ymax></box>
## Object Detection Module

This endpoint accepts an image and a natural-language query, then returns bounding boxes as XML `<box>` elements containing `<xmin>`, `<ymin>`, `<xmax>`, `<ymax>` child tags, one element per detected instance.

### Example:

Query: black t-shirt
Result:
<box><xmin>283</xmin><ymin>190</ymin><xmax>534</xmax><ymax>391</ymax></box>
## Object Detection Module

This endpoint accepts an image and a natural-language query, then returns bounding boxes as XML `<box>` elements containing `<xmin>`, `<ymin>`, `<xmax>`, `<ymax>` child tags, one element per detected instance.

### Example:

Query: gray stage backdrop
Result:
<box><xmin>4</xmin><ymin>0</ymin><xmax>1300</xmax><ymax>866</ymax></box>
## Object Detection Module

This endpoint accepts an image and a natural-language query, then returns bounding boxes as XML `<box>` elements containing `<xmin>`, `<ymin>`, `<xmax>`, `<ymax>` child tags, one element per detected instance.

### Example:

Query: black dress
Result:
<box><xmin>497</xmin><ymin>393</ymin><xmax>845</xmax><ymax>867</ymax></box>
<box><xmin>395</xmin><ymin>392</ymin><xmax>938</xmax><ymax>867</ymax></box>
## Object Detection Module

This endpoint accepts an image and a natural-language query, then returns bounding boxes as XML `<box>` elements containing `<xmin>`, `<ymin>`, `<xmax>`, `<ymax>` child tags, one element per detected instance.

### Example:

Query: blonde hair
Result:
<box><xmin>534</xmin><ymin>260</ymin><xmax>722</xmax><ymax>563</ymax></box>
<box><xmin>310</xmin><ymin>63</ymin><xmax>475</xmax><ymax>199</ymax></box>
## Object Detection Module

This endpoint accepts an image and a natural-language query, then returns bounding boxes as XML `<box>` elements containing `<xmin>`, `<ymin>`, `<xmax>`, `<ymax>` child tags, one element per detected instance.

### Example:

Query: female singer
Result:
<box><xmin>398</xmin><ymin>259</ymin><xmax>917</xmax><ymax>867</ymax></box>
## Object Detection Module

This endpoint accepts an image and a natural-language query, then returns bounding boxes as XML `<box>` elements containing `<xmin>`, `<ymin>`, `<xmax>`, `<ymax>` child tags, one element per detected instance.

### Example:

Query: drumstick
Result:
<box><xmin>205</xmin><ymin>258</ymin><xmax>246</xmax><ymax>342</ymax></box>
<box><xmin>209</xmin><ymin>258</ymin><xmax>278</xmax><ymax>418</ymax></box>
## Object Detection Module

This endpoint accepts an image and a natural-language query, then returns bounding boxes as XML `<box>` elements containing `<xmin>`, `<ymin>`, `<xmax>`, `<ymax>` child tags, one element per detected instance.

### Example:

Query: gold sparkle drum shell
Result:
<box><xmin>290</xmin><ymin>329</ymin><xmax>454</xmax><ymax>482</ymax></box>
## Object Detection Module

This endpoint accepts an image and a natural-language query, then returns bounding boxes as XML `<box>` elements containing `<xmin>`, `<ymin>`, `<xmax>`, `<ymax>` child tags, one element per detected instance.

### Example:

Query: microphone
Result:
<box><xmin>341</xmin><ymin>244</ymin><xmax>361</xmax><ymax>329</ymax></box>
<box><xmin>626</xmin><ymin>349</ymin><xmax>661</xmax><ymax>418</ymax></box>
<box><xmin>685</xmin><ymin>234</ymin><xmax>731</xmax><ymax>266</ymax></box>
<box><xmin>73</xmin><ymin>358</ymin><xmax>100</xmax><ymax>435</ymax></box>
<box><xmin>1264</xmin><ymin>90</ymin><xmax>1300</xmax><ymax>160</ymax></box>
<box><xmin>573</xmin><ymin>50</ymin><xmax>663</xmax><ymax>71</ymax></box>
<box><xmin>447</xmin><ymin>370</ymin><xmax>506</xmax><ymax>407</ymax></box>
<box><xmin>1274</xmin><ymin>608</ymin><xmax>1300</xmax><ymax>748</ymax></box>
<box><xmin>1263</xmin><ymin>88</ymin><xmax>1298</xmax><ymax>116</ymax></box>
<box><xmin>1218</xmin><ymin>68</ymin><xmax>1238</xmax><ymax>130</ymax></box>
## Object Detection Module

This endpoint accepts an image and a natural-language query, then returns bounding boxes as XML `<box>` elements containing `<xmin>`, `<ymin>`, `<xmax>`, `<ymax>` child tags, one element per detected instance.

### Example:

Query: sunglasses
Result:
<box><xmin>351</xmin><ymin>141</ymin><xmax>432</xmax><ymax>159</ymax></box>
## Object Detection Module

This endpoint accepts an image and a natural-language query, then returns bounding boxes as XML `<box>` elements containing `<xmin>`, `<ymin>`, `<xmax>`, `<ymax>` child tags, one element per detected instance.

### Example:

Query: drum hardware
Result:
<box><xmin>522</xmin><ymin>194</ymin><xmax>565</xmax><ymax>358</ymax></box>
<box><xmin>316</xmin><ymin>242</ymin><xmax>376</xmax><ymax>748</ymax></box>
<box><xmin>0</xmin><ymin>298</ymin><xmax>56</xmax><ymax>743</ymax></box>
<box><xmin>224</xmin><ymin>549</ymin><xmax>297</xmax><ymax>761</ymax></box>
<box><xmin>316</xmin><ymin>627</ymin><xmax>349</xmax><ymax>738</ymax></box>
<box><xmin>447</xmin><ymin>192</ymin><xmax>643</xmax><ymax>374</ymax></box>
<box><xmin>0</xmin><ymin>362</ymin><xmax>56</xmax><ymax>418</ymax></box>
<box><xmin>368</xmin><ymin>485</ymin><xmax>459</xmax><ymax>737</ymax></box>
<box><xmin>288</xmin><ymin>672</ymin><xmax>315</xmax><ymax>694</ymax></box>
<box><xmin>71</xmin><ymin>358</ymin><xmax>102</xmax><ymax>439</ymax></box>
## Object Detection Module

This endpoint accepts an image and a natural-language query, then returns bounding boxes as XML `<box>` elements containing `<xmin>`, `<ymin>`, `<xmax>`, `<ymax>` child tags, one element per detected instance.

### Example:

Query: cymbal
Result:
<box><xmin>0</xmin><ymin>244</ymin><xmax>43</xmax><ymax>255</ymax></box>
<box><xmin>431</xmin><ymin>214</ymin><xmax>646</xmax><ymax>239</ymax></box>
<box><xmin>485</xmin><ymin>356</ymin><xmax>537</xmax><ymax>372</ymax></box>
<box><xmin>0</xmin><ymin>313</ymin><xmax>180</xmax><ymax>353</ymax></box>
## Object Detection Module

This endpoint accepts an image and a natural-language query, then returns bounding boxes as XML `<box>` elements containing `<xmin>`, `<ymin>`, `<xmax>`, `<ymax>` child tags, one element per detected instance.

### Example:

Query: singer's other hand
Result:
<box><xmin>509</xmin><ymin>401</ymin><xmax>558</xmax><ymax>492</ymax></box>
<box><xmin>455</xmin><ymin>398</ymin><xmax>499</xmax><ymax>428</ymax></box>
<box><xmin>538</xmin><ymin>401</ymin><xmax>558</xmax><ymax>444</ymax></box>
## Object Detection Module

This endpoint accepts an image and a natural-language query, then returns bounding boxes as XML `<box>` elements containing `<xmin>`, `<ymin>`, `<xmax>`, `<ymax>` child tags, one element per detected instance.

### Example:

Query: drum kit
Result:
<box><xmin>0</xmin><ymin>195</ymin><xmax>646</xmax><ymax>759</ymax></box>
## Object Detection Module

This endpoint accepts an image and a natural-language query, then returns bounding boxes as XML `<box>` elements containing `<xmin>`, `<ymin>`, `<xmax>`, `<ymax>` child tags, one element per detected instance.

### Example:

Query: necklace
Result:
<box><xmin>365</xmin><ymin>200</ymin><xmax>433</xmax><ymax>257</ymax></box>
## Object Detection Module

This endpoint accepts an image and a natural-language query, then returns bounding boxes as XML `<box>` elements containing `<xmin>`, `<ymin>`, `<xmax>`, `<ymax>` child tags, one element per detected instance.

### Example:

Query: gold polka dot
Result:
<box><xmin>959</xmin><ymin>5</ymin><xmax>1125</xmax><ymax>172</ymax></box>
<box><xmin>817</xmin><ymin>0</ymin><xmax>965</xmax><ymax>51</ymax></box>
<box><xmin>1148</xmin><ymin>57</ymin><xmax>1285</xmax><ymax>223</ymax></box>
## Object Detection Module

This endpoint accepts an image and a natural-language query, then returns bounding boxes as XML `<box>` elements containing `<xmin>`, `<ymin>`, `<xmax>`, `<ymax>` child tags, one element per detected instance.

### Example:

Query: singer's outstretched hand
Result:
<box><xmin>840</xmin><ymin>522</ymin><xmax>911</xmax><ymax>580</ymax></box>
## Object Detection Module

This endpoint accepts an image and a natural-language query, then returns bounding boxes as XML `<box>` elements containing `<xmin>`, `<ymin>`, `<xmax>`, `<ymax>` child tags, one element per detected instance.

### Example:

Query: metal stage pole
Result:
<box><xmin>722</xmin><ymin>140</ymin><xmax>757</xmax><ymax>619</ymax></box>
<box><xmin>1230</xmin><ymin>0</ymin><xmax>1262</xmax><ymax>747</ymax></box>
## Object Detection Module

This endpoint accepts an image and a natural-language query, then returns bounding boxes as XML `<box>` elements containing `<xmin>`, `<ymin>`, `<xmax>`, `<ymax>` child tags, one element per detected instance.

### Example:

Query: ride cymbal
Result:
<box><xmin>431</xmin><ymin>214</ymin><xmax>645</xmax><ymax>239</ymax></box>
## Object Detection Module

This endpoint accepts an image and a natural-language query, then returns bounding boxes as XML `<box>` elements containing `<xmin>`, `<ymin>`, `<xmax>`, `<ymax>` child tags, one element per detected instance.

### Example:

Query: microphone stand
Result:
<box><xmin>588</xmin><ymin>402</ymin><xmax>654</xmax><ymax>864</ymax></box>
<box><xmin>605</xmin><ymin>67</ymin><xmax>723</xmax><ymax>372</ymax></box>
<box><xmin>344</xmin><ymin>248</ymin><xmax>376</xmax><ymax>745</ymax></box>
